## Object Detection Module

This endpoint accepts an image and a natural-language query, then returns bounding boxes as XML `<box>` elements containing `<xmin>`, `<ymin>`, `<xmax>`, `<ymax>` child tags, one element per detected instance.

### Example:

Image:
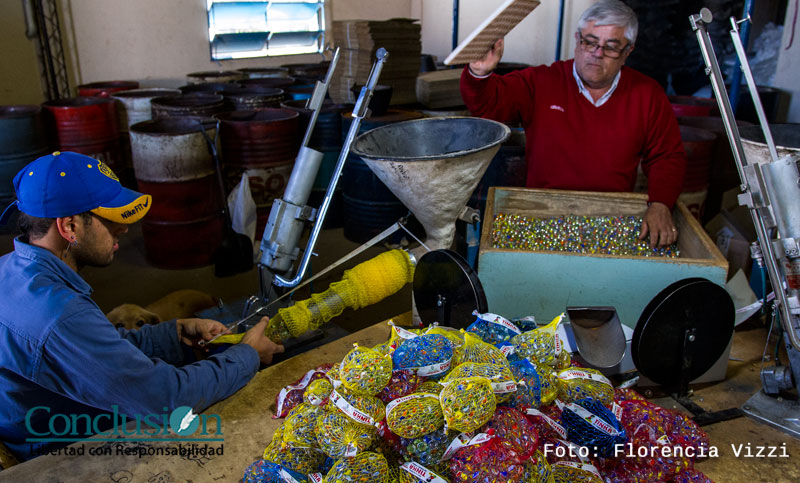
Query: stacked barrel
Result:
<box><xmin>0</xmin><ymin>106</ymin><xmax>50</xmax><ymax>208</ymax></box>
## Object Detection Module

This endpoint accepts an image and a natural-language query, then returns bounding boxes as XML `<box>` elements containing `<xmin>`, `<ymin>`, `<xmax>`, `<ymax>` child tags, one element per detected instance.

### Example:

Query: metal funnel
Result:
<box><xmin>351</xmin><ymin>117</ymin><xmax>510</xmax><ymax>249</ymax></box>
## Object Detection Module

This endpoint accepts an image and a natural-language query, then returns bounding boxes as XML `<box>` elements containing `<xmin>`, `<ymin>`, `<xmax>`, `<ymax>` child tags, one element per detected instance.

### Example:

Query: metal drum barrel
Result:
<box><xmin>669</xmin><ymin>96</ymin><xmax>718</xmax><ymax>117</ymax></box>
<box><xmin>215</xmin><ymin>109</ymin><xmax>300</xmax><ymax>235</ymax></box>
<box><xmin>78</xmin><ymin>81</ymin><xmax>139</xmax><ymax>98</ymax></box>
<box><xmin>236</xmin><ymin>67</ymin><xmax>290</xmax><ymax>79</ymax></box>
<box><xmin>340</xmin><ymin>109</ymin><xmax>423</xmax><ymax>243</ymax></box>
<box><xmin>151</xmin><ymin>95</ymin><xmax>226</xmax><ymax>119</ymax></box>
<box><xmin>112</xmin><ymin>88</ymin><xmax>182</xmax><ymax>131</ymax></box>
<box><xmin>218</xmin><ymin>87</ymin><xmax>285</xmax><ymax>111</ymax></box>
<box><xmin>239</xmin><ymin>77</ymin><xmax>296</xmax><ymax>90</ymax></box>
<box><xmin>186</xmin><ymin>71</ymin><xmax>242</xmax><ymax>84</ymax></box>
<box><xmin>179</xmin><ymin>83</ymin><xmax>232</xmax><ymax>96</ymax></box>
<box><xmin>41</xmin><ymin>97</ymin><xmax>123</xmax><ymax>173</ymax></box>
<box><xmin>0</xmin><ymin>106</ymin><xmax>50</xmax><ymax>204</ymax></box>
<box><xmin>129</xmin><ymin>117</ymin><xmax>223</xmax><ymax>268</ymax></box>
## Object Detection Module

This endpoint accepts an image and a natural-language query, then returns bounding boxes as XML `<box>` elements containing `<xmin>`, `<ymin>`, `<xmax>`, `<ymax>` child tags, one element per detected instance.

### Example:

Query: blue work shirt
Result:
<box><xmin>0</xmin><ymin>238</ymin><xmax>260</xmax><ymax>461</ymax></box>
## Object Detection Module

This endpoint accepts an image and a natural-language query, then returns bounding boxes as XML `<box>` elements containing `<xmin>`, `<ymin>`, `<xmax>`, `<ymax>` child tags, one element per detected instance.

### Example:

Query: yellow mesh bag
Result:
<box><xmin>326</xmin><ymin>387</ymin><xmax>386</xmax><ymax>429</ymax></box>
<box><xmin>555</xmin><ymin>368</ymin><xmax>614</xmax><ymax>405</ymax></box>
<box><xmin>322</xmin><ymin>451</ymin><xmax>390</xmax><ymax>483</ymax></box>
<box><xmin>263</xmin><ymin>424</ymin><xmax>325</xmax><ymax>474</ymax></box>
<box><xmin>443</xmin><ymin>362</ymin><xmax>517</xmax><ymax>404</ymax></box>
<box><xmin>510</xmin><ymin>314</ymin><xmax>565</xmax><ymax>367</ymax></box>
<box><xmin>416</xmin><ymin>381</ymin><xmax>444</xmax><ymax>395</ymax></box>
<box><xmin>538</xmin><ymin>365</ymin><xmax>560</xmax><ymax>405</ymax></box>
<box><xmin>304</xmin><ymin>378</ymin><xmax>334</xmax><ymax>406</ymax></box>
<box><xmin>283</xmin><ymin>403</ymin><xmax>323</xmax><ymax>448</ymax></box>
<box><xmin>315</xmin><ymin>410</ymin><xmax>374</xmax><ymax>458</ymax></box>
<box><xmin>385</xmin><ymin>393</ymin><xmax>444</xmax><ymax>439</ymax></box>
<box><xmin>439</xmin><ymin>376</ymin><xmax>496</xmax><ymax>433</ymax></box>
<box><xmin>341</xmin><ymin>344</ymin><xmax>393</xmax><ymax>396</ymax></box>
<box><xmin>425</xmin><ymin>325</ymin><xmax>465</xmax><ymax>349</ymax></box>
<box><xmin>396</xmin><ymin>462</ymin><xmax>451</xmax><ymax>482</ymax></box>
<box><xmin>555</xmin><ymin>350</ymin><xmax>572</xmax><ymax>370</ymax></box>
<box><xmin>327</xmin><ymin>363</ymin><xmax>341</xmax><ymax>383</ymax></box>
<box><xmin>453</xmin><ymin>332</ymin><xmax>510</xmax><ymax>369</ymax></box>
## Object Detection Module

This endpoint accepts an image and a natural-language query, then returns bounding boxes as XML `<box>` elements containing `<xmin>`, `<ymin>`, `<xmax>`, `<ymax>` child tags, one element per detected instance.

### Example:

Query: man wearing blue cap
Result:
<box><xmin>0</xmin><ymin>151</ymin><xmax>283</xmax><ymax>462</ymax></box>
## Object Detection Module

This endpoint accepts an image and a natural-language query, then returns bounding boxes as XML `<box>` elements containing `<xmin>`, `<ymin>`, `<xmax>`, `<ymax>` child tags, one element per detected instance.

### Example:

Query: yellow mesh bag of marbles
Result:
<box><xmin>510</xmin><ymin>314</ymin><xmax>565</xmax><ymax>367</ymax></box>
<box><xmin>453</xmin><ymin>332</ymin><xmax>510</xmax><ymax>369</ymax></box>
<box><xmin>340</xmin><ymin>344</ymin><xmax>393</xmax><ymax>396</ymax></box>
<box><xmin>326</xmin><ymin>387</ymin><xmax>386</xmax><ymax>429</ymax></box>
<box><xmin>443</xmin><ymin>362</ymin><xmax>517</xmax><ymax>404</ymax></box>
<box><xmin>304</xmin><ymin>378</ymin><xmax>333</xmax><ymax>406</ymax></box>
<box><xmin>556</xmin><ymin>368</ymin><xmax>614</xmax><ymax>406</ymax></box>
<box><xmin>283</xmin><ymin>403</ymin><xmax>323</xmax><ymax>448</ymax></box>
<box><xmin>322</xmin><ymin>451</ymin><xmax>390</xmax><ymax>483</ymax></box>
<box><xmin>439</xmin><ymin>376</ymin><xmax>497</xmax><ymax>433</ymax></box>
<box><xmin>386</xmin><ymin>393</ymin><xmax>444</xmax><ymax>439</ymax></box>
<box><xmin>315</xmin><ymin>410</ymin><xmax>374</xmax><ymax>458</ymax></box>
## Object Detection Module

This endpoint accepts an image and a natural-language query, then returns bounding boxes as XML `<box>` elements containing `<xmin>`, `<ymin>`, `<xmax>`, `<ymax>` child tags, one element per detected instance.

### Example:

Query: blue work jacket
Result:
<box><xmin>0</xmin><ymin>239</ymin><xmax>259</xmax><ymax>461</ymax></box>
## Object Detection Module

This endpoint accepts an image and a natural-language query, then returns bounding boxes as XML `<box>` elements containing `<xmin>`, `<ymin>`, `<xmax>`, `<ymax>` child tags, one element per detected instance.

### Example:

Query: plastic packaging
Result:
<box><xmin>243</xmin><ymin>459</ymin><xmax>308</xmax><ymax>483</ymax></box>
<box><xmin>443</xmin><ymin>362</ymin><xmax>517</xmax><ymax>403</ymax></box>
<box><xmin>397</xmin><ymin>461</ymin><xmax>451</xmax><ymax>483</ymax></box>
<box><xmin>304</xmin><ymin>378</ymin><xmax>334</xmax><ymax>407</ymax></box>
<box><xmin>340</xmin><ymin>344</ymin><xmax>392</xmax><ymax>396</ymax></box>
<box><xmin>481</xmin><ymin>406</ymin><xmax>538</xmax><ymax>461</ymax></box>
<box><xmin>326</xmin><ymin>387</ymin><xmax>386</xmax><ymax>429</ymax></box>
<box><xmin>559</xmin><ymin>398</ymin><xmax>626</xmax><ymax>457</ymax></box>
<box><xmin>509</xmin><ymin>358</ymin><xmax>559</xmax><ymax>409</ymax></box>
<box><xmin>274</xmin><ymin>364</ymin><xmax>334</xmax><ymax>418</ymax></box>
<box><xmin>448</xmin><ymin>433</ymin><xmax>526</xmax><ymax>483</ymax></box>
<box><xmin>510</xmin><ymin>314</ymin><xmax>564</xmax><ymax>367</ymax></box>
<box><xmin>439</xmin><ymin>376</ymin><xmax>497</xmax><ymax>433</ymax></box>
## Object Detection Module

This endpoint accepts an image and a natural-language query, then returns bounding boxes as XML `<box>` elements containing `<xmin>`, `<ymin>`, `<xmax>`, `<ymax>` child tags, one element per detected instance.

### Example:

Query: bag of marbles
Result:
<box><xmin>447</xmin><ymin>433</ymin><xmax>526</xmax><ymax>483</ymax></box>
<box><xmin>425</xmin><ymin>324</ymin><xmax>465</xmax><ymax>349</ymax></box>
<box><xmin>340</xmin><ymin>344</ymin><xmax>392</xmax><ymax>396</ymax></box>
<box><xmin>386</xmin><ymin>392</ymin><xmax>444</xmax><ymax>439</ymax></box>
<box><xmin>283</xmin><ymin>403</ymin><xmax>324</xmax><ymax>448</ymax></box>
<box><xmin>263</xmin><ymin>430</ymin><xmax>325</xmax><ymax>474</ymax></box>
<box><xmin>453</xmin><ymin>331</ymin><xmax>510</xmax><ymax>369</ymax></box>
<box><xmin>509</xmin><ymin>358</ymin><xmax>559</xmax><ymax>409</ymax></box>
<box><xmin>524</xmin><ymin>450</ymin><xmax>555</xmax><ymax>483</ymax></box>
<box><xmin>275</xmin><ymin>363</ymin><xmax>335</xmax><ymax>418</ymax></box>
<box><xmin>377</xmin><ymin>369</ymin><xmax>421</xmax><ymax>404</ymax></box>
<box><xmin>392</xmin><ymin>333</ymin><xmax>454</xmax><ymax>379</ymax></box>
<box><xmin>523</xmin><ymin>407</ymin><xmax>568</xmax><ymax>450</ymax></box>
<box><xmin>400</xmin><ymin>427</ymin><xmax>451</xmax><ymax>467</ymax></box>
<box><xmin>326</xmin><ymin>387</ymin><xmax>386</xmax><ymax>428</ymax></box>
<box><xmin>322</xmin><ymin>451</ymin><xmax>390</xmax><ymax>483</ymax></box>
<box><xmin>315</xmin><ymin>410</ymin><xmax>373</xmax><ymax>458</ymax></box>
<box><xmin>551</xmin><ymin>462</ymin><xmax>604</xmax><ymax>483</ymax></box>
<box><xmin>416</xmin><ymin>380</ymin><xmax>444</xmax><ymax>395</ymax></box>
<box><xmin>443</xmin><ymin>362</ymin><xmax>517</xmax><ymax>403</ymax></box>
<box><xmin>510</xmin><ymin>314</ymin><xmax>564</xmax><ymax>367</ymax></box>
<box><xmin>304</xmin><ymin>378</ymin><xmax>333</xmax><ymax>407</ymax></box>
<box><xmin>466</xmin><ymin>311</ymin><xmax>522</xmax><ymax>345</ymax></box>
<box><xmin>439</xmin><ymin>376</ymin><xmax>496</xmax><ymax>433</ymax></box>
<box><xmin>480</xmin><ymin>406</ymin><xmax>538</xmax><ymax>461</ymax></box>
<box><xmin>559</xmin><ymin>398</ymin><xmax>626</xmax><ymax>457</ymax></box>
<box><xmin>243</xmin><ymin>459</ymin><xmax>308</xmax><ymax>483</ymax></box>
<box><xmin>555</xmin><ymin>368</ymin><xmax>614</xmax><ymax>405</ymax></box>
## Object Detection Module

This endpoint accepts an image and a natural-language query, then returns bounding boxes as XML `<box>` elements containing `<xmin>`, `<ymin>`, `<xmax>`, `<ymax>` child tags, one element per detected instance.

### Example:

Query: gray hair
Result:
<box><xmin>577</xmin><ymin>0</ymin><xmax>638</xmax><ymax>44</ymax></box>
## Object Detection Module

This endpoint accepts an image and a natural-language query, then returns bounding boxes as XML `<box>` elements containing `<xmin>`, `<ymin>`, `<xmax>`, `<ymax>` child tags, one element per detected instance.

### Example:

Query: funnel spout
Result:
<box><xmin>351</xmin><ymin>117</ymin><xmax>510</xmax><ymax>250</ymax></box>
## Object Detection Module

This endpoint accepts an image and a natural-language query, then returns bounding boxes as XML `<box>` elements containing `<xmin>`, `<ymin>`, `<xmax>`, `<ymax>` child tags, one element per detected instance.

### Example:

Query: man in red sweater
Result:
<box><xmin>461</xmin><ymin>0</ymin><xmax>686</xmax><ymax>247</ymax></box>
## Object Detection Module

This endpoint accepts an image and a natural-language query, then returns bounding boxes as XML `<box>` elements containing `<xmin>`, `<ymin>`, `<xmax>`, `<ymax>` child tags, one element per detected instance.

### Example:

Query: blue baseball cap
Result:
<box><xmin>0</xmin><ymin>151</ymin><xmax>151</xmax><ymax>225</ymax></box>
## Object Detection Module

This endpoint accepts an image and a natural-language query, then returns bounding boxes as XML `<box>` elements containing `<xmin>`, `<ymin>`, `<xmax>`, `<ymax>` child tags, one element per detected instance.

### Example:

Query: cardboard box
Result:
<box><xmin>704</xmin><ymin>188</ymin><xmax>758</xmax><ymax>279</ymax></box>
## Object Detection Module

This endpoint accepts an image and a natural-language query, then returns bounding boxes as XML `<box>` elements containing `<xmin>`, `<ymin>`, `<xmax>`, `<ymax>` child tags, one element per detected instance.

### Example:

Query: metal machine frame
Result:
<box><xmin>690</xmin><ymin>8</ymin><xmax>800</xmax><ymax>438</ymax></box>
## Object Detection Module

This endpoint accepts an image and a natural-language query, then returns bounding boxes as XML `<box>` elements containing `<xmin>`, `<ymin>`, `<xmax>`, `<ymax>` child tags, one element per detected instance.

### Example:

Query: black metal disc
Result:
<box><xmin>632</xmin><ymin>278</ymin><xmax>735</xmax><ymax>386</ymax></box>
<box><xmin>413</xmin><ymin>249</ymin><xmax>488</xmax><ymax>329</ymax></box>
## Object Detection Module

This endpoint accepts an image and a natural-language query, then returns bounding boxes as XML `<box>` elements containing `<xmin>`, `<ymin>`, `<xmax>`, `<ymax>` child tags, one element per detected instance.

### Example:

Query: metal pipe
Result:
<box><xmin>555</xmin><ymin>0</ymin><xmax>566</xmax><ymax>61</ymax></box>
<box><xmin>452</xmin><ymin>0</ymin><xmax>460</xmax><ymax>51</ymax></box>
<box><xmin>728</xmin><ymin>0</ymin><xmax>755</xmax><ymax>113</ymax></box>
<box><xmin>273</xmin><ymin>48</ymin><xmax>390</xmax><ymax>288</ymax></box>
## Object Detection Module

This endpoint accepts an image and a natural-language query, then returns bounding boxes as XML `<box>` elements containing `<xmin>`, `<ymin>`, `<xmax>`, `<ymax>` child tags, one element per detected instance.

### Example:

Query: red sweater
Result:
<box><xmin>460</xmin><ymin>60</ymin><xmax>686</xmax><ymax>207</ymax></box>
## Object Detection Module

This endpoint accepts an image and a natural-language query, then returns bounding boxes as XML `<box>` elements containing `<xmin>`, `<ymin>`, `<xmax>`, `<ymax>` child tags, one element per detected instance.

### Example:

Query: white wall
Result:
<box><xmin>419</xmin><ymin>0</ymin><xmax>595</xmax><ymax>67</ymax></box>
<box><xmin>774</xmin><ymin>4</ymin><xmax>800</xmax><ymax>122</ymax></box>
<box><xmin>0</xmin><ymin>1</ymin><xmax>46</xmax><ymax>104</ymax></box>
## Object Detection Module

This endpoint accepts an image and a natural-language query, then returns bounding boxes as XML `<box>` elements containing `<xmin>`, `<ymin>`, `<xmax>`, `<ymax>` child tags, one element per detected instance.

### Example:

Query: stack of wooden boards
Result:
<box><xmin>415</xmin><ymin>69</ymin><xmax>464</xmax><ymax>108</ymax></box>
<box><xmin>331</xmin><ymin>19</ymin><xmax>421</xmax><ymax>105</ymax></box>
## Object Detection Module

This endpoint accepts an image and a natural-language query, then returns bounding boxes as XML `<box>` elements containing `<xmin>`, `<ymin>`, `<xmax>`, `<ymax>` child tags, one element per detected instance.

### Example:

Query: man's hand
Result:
<box><xmin>241</xmin><ymin>316</ymin><xmax>285</xmax><ymax>365</ymax></box>
<box><xmin>469</xmin><ymin>38</ymin><xmax>504</xmax><ymax>77</ymax></box>
<box><xmin>639</xmin><ymin>202</ymin><xmax>678</xmax><ymax>248</ymax></box>
<box><xmin>177</xmin><ymin>318</ymin><xmax>228</xmax><ymax>350</ymax></box>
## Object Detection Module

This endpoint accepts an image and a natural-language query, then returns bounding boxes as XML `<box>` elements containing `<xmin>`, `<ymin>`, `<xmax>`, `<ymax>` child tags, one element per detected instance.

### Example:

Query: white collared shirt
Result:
<box><xmin>572</xmin><ymin>62</ymin><xmax>621</xmax><ymax>107</ymax></box>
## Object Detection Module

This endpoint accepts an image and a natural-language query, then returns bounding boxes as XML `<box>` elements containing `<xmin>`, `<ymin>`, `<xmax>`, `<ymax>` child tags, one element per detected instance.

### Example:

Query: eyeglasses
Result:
<box><xmin>578</xmin><ymin>32</ymin><xmax>630</xmax><ymax>59</ymax></box>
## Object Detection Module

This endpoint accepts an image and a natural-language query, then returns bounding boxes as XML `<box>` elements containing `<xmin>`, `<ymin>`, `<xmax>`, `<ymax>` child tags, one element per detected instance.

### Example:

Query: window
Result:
<box><xmin>206</xmin><ymin>0</ymin><xmax>325</xmax><ymax>60</ymax></box>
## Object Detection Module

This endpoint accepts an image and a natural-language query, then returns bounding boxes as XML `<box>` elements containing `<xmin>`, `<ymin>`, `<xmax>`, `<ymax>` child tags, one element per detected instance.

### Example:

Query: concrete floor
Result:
<box><xmin>0</xmin><ymin>217</ymin><xmax>412</xmax><ymax>335</ymax></box>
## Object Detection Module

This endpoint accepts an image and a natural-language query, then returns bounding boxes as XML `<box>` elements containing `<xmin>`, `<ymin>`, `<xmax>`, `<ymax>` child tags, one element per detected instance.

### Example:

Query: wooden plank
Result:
<box><xmin>444</xmin><ymin>0</ymin><xmax>541</xmax><ymax>65</ymax></box>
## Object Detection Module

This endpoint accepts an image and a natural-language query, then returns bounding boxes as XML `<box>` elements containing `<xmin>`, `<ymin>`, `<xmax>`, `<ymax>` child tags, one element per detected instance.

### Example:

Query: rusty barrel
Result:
<box><xmin>41</xmin><ymin>97</ymin><xmax>123</xmax><ymax>173</ymax></box>
<box><xmin>669</xmin><ymin>95</ymin><xmax>718</xmax><ymax>118</ymax></box>
<box><xmin>236</xmin><ymin>67</ymin><xmax>290</xmax><ymax>79</ymax></box>
<box><xmin>151</xmin><ymin>94</ymin><xmax>226</xmax><ymax>119</ymax></box>
<box><xmin>215</xmin><ymin>109</ymin><xmax>300</xmax><ymax>235</ymax></box>
<box><xmin>129</xmin><ymin>117</ymin><xmax>223</xmax><ymax>268</ymax></box>
<box><xmin>678</xmin><ymin>116</ymin><xmax>753</xmax><ymax>223</ymax></box>
<box><xmin>186</xmin><ymin>70</ymin><xmax>242</xmax><ymax>84</ymax></box>
<box><xmin>78</xmin><ymin>80</ymin><xmax>139</xmax><ymax>98</ymax></box>
<box><xmin>679</xmin><ymin>125</ymin><xmax>717</xmax><ymax>192</ymax></box>
<box><xmin>112</xmin><ymin>88</ymin><xmax>182</xmax><ymax>131</ymax></box>
<box><xmin>282</xmin><ymin>61</ymin><xmax>330</xmax><ymax>79</ymax></box>
<box><xmin>0</xmin><ymin>106</ymin><xmax>50</xmax><ymax>204</ymax></box>
<box><xmin>239</xmin><ymin>77</ymin><xmax>296</xmax><ymax>90</ymax></box>
<box><xmin>340</xmin><ymin>109</ymin><xmax>424</xmax><ymax>243</ymax></box>
<box><xmin>218</xmin><ymin>87</ymin><xmax>285</xmax><ymax>111</ymax></box>
<box><xmin>179</xmin><ymin>83</ymin><xmax>232</xmax><ymax>96</ymax></box>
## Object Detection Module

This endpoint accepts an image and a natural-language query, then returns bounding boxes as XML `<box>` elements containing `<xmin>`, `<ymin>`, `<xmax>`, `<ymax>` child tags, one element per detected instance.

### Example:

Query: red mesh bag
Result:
<box><xmin>481</xmin><ymin>406</ymin><xmax>538</xmax><ymax>462</ymax></box>
<box><xmin>448</xmin><ymin>434</ymin><xmax>526</xmax><ymax>483</ymax></box>
<box><xmin>274</xmin><ymin>363</ymin><xmax>333</xmax><ymax>418</ymax></box>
